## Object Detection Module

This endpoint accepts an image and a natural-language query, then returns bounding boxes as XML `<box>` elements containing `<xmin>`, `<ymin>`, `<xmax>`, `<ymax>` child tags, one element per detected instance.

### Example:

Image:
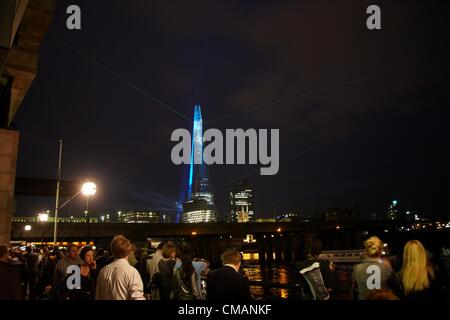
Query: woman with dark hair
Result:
<box><xmin>67</xmin><ymin>246</ymin><xmax>97</xmax><ymax>300</ymax></box>
<box><xmin>173</xmin><ymin>253</ymin><xmax>201</xmax><ymax>300</ymax></box>
<box><xmin>173</xmin><ymin>243</ymin><xmax>208</xmax><ymax>300</ymax></box>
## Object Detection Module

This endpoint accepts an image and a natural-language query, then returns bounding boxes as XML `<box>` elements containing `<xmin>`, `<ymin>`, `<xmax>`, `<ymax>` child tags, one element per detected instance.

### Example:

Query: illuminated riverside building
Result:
<box><xmin>13</xmin><ymin>212</ymin><xmax>170</xmax><ymax>224</ymax></box>
<box><xmin>182</xmin><ymin>105</ymin><xmax>217</xmax><ymax>223</ymax></box>
<box><xmin>182</xmin><ymin>199</ymin><xmax>216</xmax><ymax>223</ymax></box>
<box><xmin>116</xmin><ymin>211</ymin><xmax>160</xmax><ymax>223</ymax></box>
<box><xmin>252</xmin><ymin>213</ymin><xmax>301</xmax><ymax>223</ymax></box>
<box><xmin>229</xmin><ymin>180</ymin><xmax>255</xmax><ymax>223</ymax></box>
<box><xmin>12</xmin><ymin>216</ymin><xmax>98</xmax><ymax>223</ymax></box>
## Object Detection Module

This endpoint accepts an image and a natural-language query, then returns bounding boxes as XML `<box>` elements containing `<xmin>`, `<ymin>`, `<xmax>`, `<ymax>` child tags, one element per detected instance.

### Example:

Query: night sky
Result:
<box><xmin>14</xmin><ymin>0</ymin><xmax>450</xmax><ymax>220</ymax></box>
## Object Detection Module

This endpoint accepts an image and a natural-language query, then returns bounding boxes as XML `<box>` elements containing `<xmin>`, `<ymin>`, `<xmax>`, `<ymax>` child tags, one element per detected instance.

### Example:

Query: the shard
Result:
<box><xmin>182</xmin><ymin>105</ymin><xmax>217</xmax><ymax>223</ymax></box>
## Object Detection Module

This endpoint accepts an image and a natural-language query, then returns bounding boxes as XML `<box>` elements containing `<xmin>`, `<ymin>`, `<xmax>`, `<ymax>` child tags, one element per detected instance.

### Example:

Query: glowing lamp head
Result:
<box><xmin>24</xmin><ymin>225</ymin><xmax>32</xmax><ymax>231</ymax></box>
<box><xmin>82</xmin><ymin>182</ymin><xmax>97</xmax><ymax>196</ymax></box>
<box><xmin>38</xmin><ymin>213</ymin><xmax>49</xmax><ymax>222</ymax></box>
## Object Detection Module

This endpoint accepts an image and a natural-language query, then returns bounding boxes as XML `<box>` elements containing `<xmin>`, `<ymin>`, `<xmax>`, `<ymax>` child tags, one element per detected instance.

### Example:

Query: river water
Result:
<box><xmin>240</xmin><ymin>258</ymin><xmax>355</xmax><ymax>300</ymax></box>
<box><xmin>241</xmin><ymin>263</ymin><xmax>297</xmax><ymax>299</ymax></box>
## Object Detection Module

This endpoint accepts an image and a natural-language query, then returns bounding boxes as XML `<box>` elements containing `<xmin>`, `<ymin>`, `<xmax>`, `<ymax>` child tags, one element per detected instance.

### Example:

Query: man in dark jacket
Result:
<box><xmin>53</xmin><ymin>244</ymin><xmax>83</xmax><ymax>287</ymax></box>
<box><xmin>24</xmin><ymin>246</ymin><xmax>38</xmax><ymax>300</ymax></box>
<box><xmin>0</xmin><ymin>245</ymin><xmax>22</xmax><ymax>300</ymax></box>
<box><xmin>206</xmin><ymin>248</ymin><xmax>252</xmax><ymax>301</ymax></box>
<box><xmin>95</xmin><ymin>248</ymin><xmax>111</xmax><ymax>272</ymax></box>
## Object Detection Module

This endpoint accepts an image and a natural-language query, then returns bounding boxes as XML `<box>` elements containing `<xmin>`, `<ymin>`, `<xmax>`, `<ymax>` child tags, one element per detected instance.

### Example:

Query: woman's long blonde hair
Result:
<box><xmin>397</xmin><ymin>240</ymin><xmax>435</xmax><ymax>295</ymax></box>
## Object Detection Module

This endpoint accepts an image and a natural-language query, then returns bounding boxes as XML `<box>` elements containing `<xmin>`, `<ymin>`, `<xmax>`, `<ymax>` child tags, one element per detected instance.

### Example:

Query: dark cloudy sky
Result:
<box><xmin>14</xmin><ymin>0</ymin><xmax>450</xmax><ymax>220</ymax></box>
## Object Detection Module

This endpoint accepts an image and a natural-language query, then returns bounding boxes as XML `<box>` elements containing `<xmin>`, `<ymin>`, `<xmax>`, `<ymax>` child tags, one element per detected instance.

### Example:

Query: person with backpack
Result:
<box><xmin>147</xmin><ymin>242</ymin><xmax>164</xmax><ymax>300</ymax></box>
<box><xmin>297</xmin><ymin>239</ymin><xmax>335</xmax><ymax>300</ymax></box>
<box><xmin>158</xmin><ymin>243</ymin><xmax>177</xmax><ymax>300</ymax></box>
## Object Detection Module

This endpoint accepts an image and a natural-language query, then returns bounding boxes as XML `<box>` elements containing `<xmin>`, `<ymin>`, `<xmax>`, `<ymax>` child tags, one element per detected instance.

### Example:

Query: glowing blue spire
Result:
<box><xmin>188</xmin><ymin>105</ymin><xmax>203</xmax><ymax>200</ymax></box>
<box><xmin>182</xmin><ymin>104</ymin><xmax>217</xmax><ymax>223</ymax></box>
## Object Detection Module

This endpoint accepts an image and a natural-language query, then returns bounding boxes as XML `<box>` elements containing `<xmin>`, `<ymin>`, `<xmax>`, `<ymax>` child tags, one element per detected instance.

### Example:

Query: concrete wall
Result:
<box><xmin>0</xmin><ymin>128</ymin><xmax>19</xmax><ymax>245</ymax></box>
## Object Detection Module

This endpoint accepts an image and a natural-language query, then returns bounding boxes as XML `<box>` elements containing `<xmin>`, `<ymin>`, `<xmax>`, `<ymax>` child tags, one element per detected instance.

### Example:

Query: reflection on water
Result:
<box><xmin>240</xmin><ymin>256</ymin><xmax>355</xmax><ymax>300</ymax></box>
<box><xmin>242</xmin><ymin>253</ymin><xmax>259</xmax><ymax>261</ymax></box>
<box><xmin>241</xmin><ymin>262</ymin><xmax>297</xmax><ymax>300</ymax></box>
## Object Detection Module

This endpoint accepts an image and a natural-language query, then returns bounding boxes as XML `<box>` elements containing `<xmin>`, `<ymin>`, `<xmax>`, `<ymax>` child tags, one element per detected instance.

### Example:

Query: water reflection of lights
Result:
<box><xmin>242</xmin><ymin>253</ymin><xmax>259</xmax><ymax>261</ymax></box>
<box><xmin>241</xmin><ymin>263</ymin><xmax>293</xmax><ymax>299</ymax></box>
<box><xmin>242</xmin><ymin>252</ymin><xmax>278</xmax><ymax>261</ymax></box>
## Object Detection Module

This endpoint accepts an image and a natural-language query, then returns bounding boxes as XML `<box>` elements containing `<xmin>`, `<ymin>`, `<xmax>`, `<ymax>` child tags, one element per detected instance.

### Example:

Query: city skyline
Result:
<box><xmin>12</xmin><ymin>0</ymin><xmax>450</xmax><ymax>220</ymax></box>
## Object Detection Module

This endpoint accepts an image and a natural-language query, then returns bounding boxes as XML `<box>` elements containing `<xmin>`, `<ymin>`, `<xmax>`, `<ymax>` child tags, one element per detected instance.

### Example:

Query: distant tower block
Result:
<box><xmin>229</xmin><ymin>179</ymin><xmax>255</xmax><ymax>223</ymax></box>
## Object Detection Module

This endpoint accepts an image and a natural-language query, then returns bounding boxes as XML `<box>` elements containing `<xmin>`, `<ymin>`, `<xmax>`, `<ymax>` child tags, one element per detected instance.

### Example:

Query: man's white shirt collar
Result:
<box><xmin>224</xmin><ymin>264</ymin><xmax>239</xmax><ymax>272</ymax></box>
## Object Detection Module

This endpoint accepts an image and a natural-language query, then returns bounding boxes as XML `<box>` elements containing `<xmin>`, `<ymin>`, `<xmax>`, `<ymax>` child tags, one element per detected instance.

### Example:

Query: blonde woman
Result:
<box><xmin>351</xmin><ymin>236</ymin><xmax>395</xmax><ymax>300</ymax></box>
<box><xmin>397</xmin><ymin>240</ymin><xmax>440</xmax><ymax>299</ymax></box>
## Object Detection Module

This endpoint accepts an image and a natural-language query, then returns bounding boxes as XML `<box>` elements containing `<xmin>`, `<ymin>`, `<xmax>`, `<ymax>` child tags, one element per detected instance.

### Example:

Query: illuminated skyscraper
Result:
<box><xmin>229</xmin><ymin>180</ymin><xmax>255</xmax><ymax>223</ymax></box>
<box><xmin>387</xmin><ymin>200</ymin><xmax>399</xmax><ymax>220</ymax></box>
<box><xmin>116</xmin><ymin>211</ymin><xmax>160</xmax><ymax>223</ymax></box>
<box><xmin>182</xmin><ymin>105</ymin><xmax>217</xmax><ymax>223</ymax></box>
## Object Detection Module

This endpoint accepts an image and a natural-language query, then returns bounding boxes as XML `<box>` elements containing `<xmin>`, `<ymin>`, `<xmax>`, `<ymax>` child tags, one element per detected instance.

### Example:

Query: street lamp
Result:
<box><xmin>53</xmin><ymin>181</ymin><xmax>97</xmax><ymax>243</ymax></box>
<box><xmin>81</xmin><ymin>182</ymin><xmax>97</xmax><ymax>196</ymax></box>
<box><xmin>82</xmin><ymin>182</ymin><xmax>96</xmax><ymax>222</ymax></box>
<box><xmin>38</xmin><ymin>213</ymin><xmax>49</xmax><ymax>222</ymax></box>
<box><xmin>81</xmin><ymin>182</ymin><xmax>96</xmax><ymax>243</ymax></box>
<box><xmin>38</xmin><ymin>212</ymin><xmax>49</xmax><ymax>246</ymax></box>
<box><xmin>24</xmin><ymin>225</ymin><xmax>31</xmax><ymax>246</ymax></box>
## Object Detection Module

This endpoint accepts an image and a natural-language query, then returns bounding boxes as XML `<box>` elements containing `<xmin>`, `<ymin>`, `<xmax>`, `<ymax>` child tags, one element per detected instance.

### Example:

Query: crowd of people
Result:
<box><xmin>0</xmin><ymin>235</ymin><xmax>252</xmax><ymax>301</ymax></box>
<box><xmin>352</xmin><ymin>237</ymin><xmax>447</xmax><ymax>300</ymax></box>
<box><xmin>0</xmin><ymin>234</ymin><xmax>448</xmax><ymax>300</ymax></box>
<box><xmin>300</xmin><ymin>236</ymin><xmax>449</xmax><ymax>300</ymax></box>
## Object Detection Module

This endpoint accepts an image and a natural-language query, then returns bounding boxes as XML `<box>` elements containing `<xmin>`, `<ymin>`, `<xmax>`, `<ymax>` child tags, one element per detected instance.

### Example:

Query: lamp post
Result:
<box><xmin>81</xmin><ymin>182</ymin><xmax>96</xmax><ymax>244</ymax></box>
<box><xmin>24</xmin><ymin>225</ymin><xmax>31</xmax><ymax>246</ymax></box>
<box><xmin>53</xmin><ymin>139</ymin><xmax>63</xmax><ymax>244</ymax></box>
<box><xmin>53</xmin><ymin>181</ymin><xmax>97</xmax><ymax>244</ymax></box>
<box><xmin>38</xmin><ymin>212</ymin><xmax>49</xmax><ymax>246</ymax></box>
<box><xmin>82</xmin><ymin>182</ymin><xmax>97</xmax><ymax>214</ymax></box>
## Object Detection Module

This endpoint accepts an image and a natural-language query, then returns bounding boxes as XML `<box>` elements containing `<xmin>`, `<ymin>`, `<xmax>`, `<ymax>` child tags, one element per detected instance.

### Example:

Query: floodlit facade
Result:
<box><xmin>117</xmin><ymin>211</ymin><xmax>160</xmax><ymax>223</ymax></box>
<box><xmin>229</xmin><ymin>180</ymin><xmax>255</xmax><ymax>223</ymax></box>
